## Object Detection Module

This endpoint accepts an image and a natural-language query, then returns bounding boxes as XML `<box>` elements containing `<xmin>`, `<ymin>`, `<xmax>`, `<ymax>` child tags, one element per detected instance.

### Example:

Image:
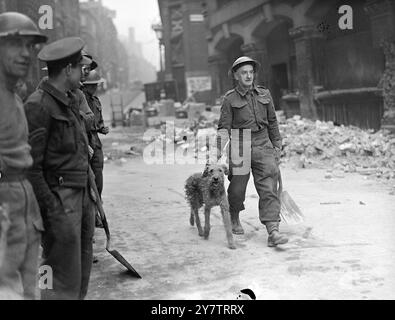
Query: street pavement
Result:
<box><xmin>86</xmin><ymin>153</ymin><xmax>395</xmax><ymax>300</ymax></box>
<box><xmin>86</xmin><ymin>90</ymin><xmax>395</xmax><ymax>300</ymax></box>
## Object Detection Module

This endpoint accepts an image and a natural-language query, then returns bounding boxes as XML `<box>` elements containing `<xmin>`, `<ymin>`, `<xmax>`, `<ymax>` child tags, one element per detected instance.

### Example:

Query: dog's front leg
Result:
<box><xmin>190</xmin><ymin>208</ymin><xmax>195</xmax><ymax>226</ymax></box>
<box><xmin>193</xmin><ymin>208</ymin><xmax>204</xmax><ymax>237</ymax></box>
<box><xmin>204</xmin><ymin>206</ymin><xmax>211</xmax><ymax>239</ymax></box>
<box><xmin>220</xmin><ymin>200</ymin><xmax>236</xmax><ymax>250</ymax></box>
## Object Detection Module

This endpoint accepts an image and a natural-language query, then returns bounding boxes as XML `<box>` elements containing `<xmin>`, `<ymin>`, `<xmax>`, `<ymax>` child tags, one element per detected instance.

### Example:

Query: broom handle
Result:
<box><xmin>278</xmin><ymin>168</ymin><xmax>283</xmax><ymax>196</ymax></box>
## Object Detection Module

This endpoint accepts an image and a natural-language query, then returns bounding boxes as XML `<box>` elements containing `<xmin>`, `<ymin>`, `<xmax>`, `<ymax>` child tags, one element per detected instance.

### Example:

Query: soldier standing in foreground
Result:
<box><xmin>0</xmin><ymin>12</ymin><xmax>47</xmax><ymax>299</ymax></box>
<box><xmin>24</xmin><ymin>37</ymin><xmax>95</xmax><ymax>300</ymax></box>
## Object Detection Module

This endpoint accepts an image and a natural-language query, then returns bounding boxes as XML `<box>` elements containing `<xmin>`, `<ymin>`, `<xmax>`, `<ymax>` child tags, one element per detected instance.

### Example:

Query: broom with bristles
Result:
<box><xmin>216</xmin><ymin>138</ymin><xmax>304</xmax><ymax>224</ymax></box>
<box><xmin>278</xmin><ymin>170</ymin><xmax>305</xmax><ymax>225</ymax></box>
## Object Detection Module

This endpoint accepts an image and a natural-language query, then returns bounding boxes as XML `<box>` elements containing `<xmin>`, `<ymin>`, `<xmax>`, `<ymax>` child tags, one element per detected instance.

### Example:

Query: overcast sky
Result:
<box><xmin>100</xmin><ymin>0</ymin><xmax>161</xmax><ymax>70</ymax></box>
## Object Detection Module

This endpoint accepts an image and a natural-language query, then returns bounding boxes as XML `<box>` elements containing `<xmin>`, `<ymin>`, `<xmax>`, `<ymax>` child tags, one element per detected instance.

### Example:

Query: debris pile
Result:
<box><xmin>279</xmin><ymin>115</ymin><xmax>395</xmax><ymax>186</ymax></box>
<box><xmin>102</xmin><ymin>110</ymin><xmax>395</xmax><ymax>192</ymax></box>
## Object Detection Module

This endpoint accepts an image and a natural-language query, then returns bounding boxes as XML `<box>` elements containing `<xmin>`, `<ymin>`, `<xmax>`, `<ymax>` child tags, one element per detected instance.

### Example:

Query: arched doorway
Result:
<box><xmin>215</xmin><ymin>34</ymin><xmax>244</xmax><ymax>94</ymax></box>
<box><xmin>252</xmin><ymin>18</ymin><xmax>295</xmax><ymax>109</ymax></box>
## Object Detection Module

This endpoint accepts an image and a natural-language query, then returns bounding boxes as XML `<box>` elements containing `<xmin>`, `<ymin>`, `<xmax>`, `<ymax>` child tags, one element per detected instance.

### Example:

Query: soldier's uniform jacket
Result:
<box><xmin>75</xmin><ymin>88</ymin><xmax>95</xmax><ymax>133</ymax></box>
<box><xmin>217</xmin><ymin>84</ymin><xmax>282</xmax><ymax>149</ymax></box>
<box><xmin>36</xmin><ymin>79</ymin><xmax>95</xmax><ymax>133</ymax></box>
<box><xmin>24</xmin><ymin>80</ymin><xmax>90</xmax><ymax>216</ymax></box>
<box><xmin>83</xmin><ymin>91</ymin><xmax>105</xmax><ymax>150</ymax></box>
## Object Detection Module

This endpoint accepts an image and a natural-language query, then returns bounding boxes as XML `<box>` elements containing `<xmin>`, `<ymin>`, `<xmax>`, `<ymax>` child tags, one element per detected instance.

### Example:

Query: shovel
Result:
<box><xmin>0</xmin><ymin>204</ymin><xmax>10</xmax><ymax>266</ymax></box>
<box><xmin>278</xmin><ymin>170</ymin><xmax>305</xmax><ymax>225</ymax></box>
<box><xmin>88</xmin><ymin>168</ymin><xmax>142</xmax><ymax>278</ymax></box>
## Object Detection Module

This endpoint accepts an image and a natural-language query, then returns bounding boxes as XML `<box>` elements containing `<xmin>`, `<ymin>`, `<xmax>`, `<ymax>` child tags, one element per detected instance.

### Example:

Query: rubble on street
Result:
<box><xmin>278</xmin><ymin>114</ymin><xmax>395</xmax><ymax>192</ymax></box>
<box><xmin>103</xmin><ymin>108</ymin><xmax>395</xmax><ymax>194</ymax></box>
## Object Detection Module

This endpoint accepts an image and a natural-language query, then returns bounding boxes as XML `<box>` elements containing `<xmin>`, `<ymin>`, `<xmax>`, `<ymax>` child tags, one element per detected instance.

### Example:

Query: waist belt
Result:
<box><xmin>0</xmin><ymin>168</ymin><xmax>27</xmax><ymax>182</ymax></box>
<box><xmin>231</xmin><ymin>128</ymin><xmax>270</xmax><ymax>146</ymax></box>
<box><xmin>45</xmin><ymin>171</ymin><xmax>88</xmax><ymax>188</ymax></box>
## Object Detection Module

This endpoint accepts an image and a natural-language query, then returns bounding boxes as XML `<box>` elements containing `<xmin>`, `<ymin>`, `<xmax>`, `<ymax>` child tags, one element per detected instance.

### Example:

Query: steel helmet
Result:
<box><xmin>83</xmin><ymin>70</ymin><xmax>105</xmax><ymax>85</ymax></box>
<box><xmin>82</xmin><ymin>51</ymin><xmax>98</xmax><ymax>70</ymax></box>
<box><xmin>0</xmin><ymin>12</ymin><xmax>47</xmax><ymax>43</ymax></box>
<box><xmin>230</xmin><ymin>56</ymin><xmax>260</xmax><ymax>75</ymax></box>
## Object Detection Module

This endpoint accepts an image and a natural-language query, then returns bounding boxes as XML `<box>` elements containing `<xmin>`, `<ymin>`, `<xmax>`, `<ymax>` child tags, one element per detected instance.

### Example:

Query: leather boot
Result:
<box><xmin>265</xmin><ymin>222</ymin><xmax>288</xmax><ymax>247</ymax></box>
<box><xmin>267</xmin><ymin>231</ymin><xmax>289</xmax><ymax>247</ymax></box>
<box><xmin>230</xmin><ymin>211</ymin><xmax>244</xmax><ymax>235</ymax></box>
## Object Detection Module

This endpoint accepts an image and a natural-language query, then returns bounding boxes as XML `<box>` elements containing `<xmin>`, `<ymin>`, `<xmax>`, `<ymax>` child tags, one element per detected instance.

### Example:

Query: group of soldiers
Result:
<box><xmin>0</xmin><ymin>12</ymin><xmax>108</xmax><ymax>299</ymax></box>
<box><xmin>0</xmin><ymin>6</ymin><xmax>291</xmax><ymax>301</ymax></box>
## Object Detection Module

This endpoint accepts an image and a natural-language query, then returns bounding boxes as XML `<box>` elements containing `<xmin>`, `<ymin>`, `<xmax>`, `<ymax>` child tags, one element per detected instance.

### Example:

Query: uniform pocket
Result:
<box><xmin>256</xmin><ymin>97</ymin><xmax>270</xmax><ymax>124</ymax></box>
<box><xmin>252</xmin><ymin>144</ymin><xmax>278</xmax><ymax>178</ymax></box>
<box><xmin>52</xmin><ymin>187</ymin><xmax>80</xmax><ymax>216</ymax></box>
<box><xmin>231</xmin><ymin>101</ymin><xmax>251</xmax><ymax>123</ymax></box>
<box><xmin>50</xmin><ymin>114</ymin><xmax>77</xmax><ymax>154</ymax></box>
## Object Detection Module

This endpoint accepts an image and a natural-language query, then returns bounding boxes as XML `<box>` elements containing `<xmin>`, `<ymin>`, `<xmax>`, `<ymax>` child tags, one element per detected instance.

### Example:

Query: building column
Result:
<box><xmin>161</xmin><ymin>5</ymin><xmax>173</xmax><ymax>82</ymax></box>
<box><xmin>241</xmin><ymin>42</ymin><xmax>269</xmax><ymax>88</ymax></box>
<box><xmin>366</xmin><ymin>0</ymin><xmax>395</xmax><ymax>132</ymax></box>
<box><xmin>289</xmin><ymin>25</ymin><xmax>325</xmax><ymax>120</ymax></box>
<box><xmin>208</xmin><ymin>54</ymin><xmax>229</xmax><ymax>102</ymax></box>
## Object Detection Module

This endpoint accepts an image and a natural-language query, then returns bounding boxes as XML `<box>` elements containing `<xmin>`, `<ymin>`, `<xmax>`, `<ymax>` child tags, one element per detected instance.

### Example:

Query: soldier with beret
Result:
<box><xmin>216</xmin><ymin>56</ymin><xmax>289</xmax><ymax>247</ymax></box>
<box><xmin>24</xmin><ymin>37</ymin><xmax>95</xmax><ymax>300</ymax></box>
<box><xmin>0</xmin><ymin>12</ymin><xmax>47</xmax><ymax>299</ymax></box>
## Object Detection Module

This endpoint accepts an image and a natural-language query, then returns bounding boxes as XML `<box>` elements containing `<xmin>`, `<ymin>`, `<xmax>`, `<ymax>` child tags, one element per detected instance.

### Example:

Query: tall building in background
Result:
<box><xmin>0</xmin><ymin>0</ymin><xmax>149</xmax><ymax>91</ymax></box>
<box><xmin>126</xmin><ymin>27</ymin><xmax>157</xmax><ymax>85</ymax></box>
<box><xmin>80</xmin><ymin>0</ymin><xmax>128</xmax><ymax>89</ymax></box>
<box><xmin>158</xmin><ymin>0</ymin><xmax>211</xmax><ymax>103</ymax></box>
<box><xmin>155</xmin><ymin>0</ymin><xmax>393</xmax><ymax>130</ymax></box>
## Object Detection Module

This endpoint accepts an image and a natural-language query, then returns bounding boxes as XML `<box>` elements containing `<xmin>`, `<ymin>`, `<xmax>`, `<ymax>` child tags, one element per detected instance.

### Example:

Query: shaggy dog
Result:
<box><xmin>185</xmin><ymin>164</ymin><xmax>236</xmax><ymax>249</ymax></box>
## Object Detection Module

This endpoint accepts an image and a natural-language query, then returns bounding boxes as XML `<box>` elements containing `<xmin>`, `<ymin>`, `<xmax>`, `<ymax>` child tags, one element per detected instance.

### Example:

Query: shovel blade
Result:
<box><xmin>280</xmin><ymin>190</ymin><xmax>305</xmax><ymax>224</ymax></box>
<box><xmin>107</xmin><ymin>249</ymin><xmax>142</xmax><ymax>279</ymax></box>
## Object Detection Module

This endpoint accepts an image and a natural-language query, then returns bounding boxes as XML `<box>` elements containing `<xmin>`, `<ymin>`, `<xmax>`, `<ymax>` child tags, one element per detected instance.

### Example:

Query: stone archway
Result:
<box><xmin>249</xmin><ymin>16</ymin><xmax>295</xmax><ymax>108</ymax></box>
<box><xmin>209</xmin><ymin>32</ymin><xmax>244</xmax><ymax>99</ymax></box>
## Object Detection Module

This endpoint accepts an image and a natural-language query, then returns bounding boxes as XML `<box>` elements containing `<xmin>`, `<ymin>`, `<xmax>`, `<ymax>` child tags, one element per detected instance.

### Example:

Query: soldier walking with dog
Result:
<box><xmin>217</xmin><ymin>56</ymin><xmax>289</xmax><ymax>247</ymax></box>
<box><xmin>24</xmin><ymin>37</ymin><xmax>95</xmax><ymax>300</ymax></box>
<box><xmin>0</xmin><ymin>12</ymin><xmax>47</xmax><ymax>299</ymax></box>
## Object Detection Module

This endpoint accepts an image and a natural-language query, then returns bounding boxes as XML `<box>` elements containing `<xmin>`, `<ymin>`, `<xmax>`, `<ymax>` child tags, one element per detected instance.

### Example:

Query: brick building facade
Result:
<box><xmin>158</xmin><ymin>0</ymin><xmax>211</xmax><ymax>103</ymax></box>
<box><xmin>205</xmin><ymin>0</ymin><xmax>395</xmax><ymax>131</ymax></box>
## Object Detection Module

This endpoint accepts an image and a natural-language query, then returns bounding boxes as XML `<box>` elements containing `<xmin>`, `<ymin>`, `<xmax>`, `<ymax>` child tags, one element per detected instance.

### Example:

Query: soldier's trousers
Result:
<box><xmin>91</xmin><ymin>148</ymin><xmax>104</xmax><ymax>197</ymax></box>
<box><xmin>40</xmin><ymin>185</ymin><xmax>94</xmax><ymax>300</ymax></box>
<box><xmin>227</xmin><ymin>130</ymin><xmax>280</xmax><ymax>224</ymax></box>
<box><xmin>0</xmin><ymin>178</ymin><xmax>43</xmax><ymax>300</ymax></box>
